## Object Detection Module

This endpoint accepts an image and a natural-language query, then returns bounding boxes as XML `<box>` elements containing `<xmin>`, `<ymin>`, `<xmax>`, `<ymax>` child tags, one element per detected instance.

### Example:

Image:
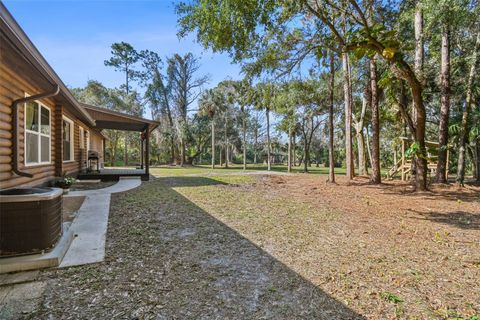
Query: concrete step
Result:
<box><xmin>0</xmin><ymin>226</ymin><xmax>74</xmax><ymax>274</ymax></box>
<box><xmin>0</xmin><ymin>271</ymin><xmax>39</xmax><ymax>287</ymax></box>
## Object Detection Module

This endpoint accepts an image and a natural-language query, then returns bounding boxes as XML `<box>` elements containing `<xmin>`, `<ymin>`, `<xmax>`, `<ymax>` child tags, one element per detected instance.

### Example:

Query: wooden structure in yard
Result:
<box><xmin>387</xmin><ymin>137</ymin><xmax>449</xmax><ymax>181</ymax></box>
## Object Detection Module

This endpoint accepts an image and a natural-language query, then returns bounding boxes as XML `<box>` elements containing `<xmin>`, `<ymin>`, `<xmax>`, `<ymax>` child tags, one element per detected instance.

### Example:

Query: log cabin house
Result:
<box><xmin>0</xmin><ymin>2</ymin><xmax>158</xmax><ymax>189</ymax></box>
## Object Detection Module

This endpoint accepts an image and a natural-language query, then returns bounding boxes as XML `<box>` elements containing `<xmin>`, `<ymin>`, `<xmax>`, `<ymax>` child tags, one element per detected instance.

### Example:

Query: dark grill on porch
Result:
<box><xmin>87</xmin><ymin>150</ymin><xmax>100</xmax><ymax>172</ymax></box>
<box><xmin>88</xmin><ymin>150</ymin><xmax>99</xmax><ymax>159</ymax></box>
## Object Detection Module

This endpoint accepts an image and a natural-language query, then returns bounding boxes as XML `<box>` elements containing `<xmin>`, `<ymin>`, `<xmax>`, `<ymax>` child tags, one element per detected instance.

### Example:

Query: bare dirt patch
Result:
<box><xmin>62</xmin><ymin>196</ymin><xmax>85</xmax><ymax>223</ymax></box>
<box><xmin>70</xmin><ymin>181</ymin><xmax>116</xmax><ymax>191</ymax></box>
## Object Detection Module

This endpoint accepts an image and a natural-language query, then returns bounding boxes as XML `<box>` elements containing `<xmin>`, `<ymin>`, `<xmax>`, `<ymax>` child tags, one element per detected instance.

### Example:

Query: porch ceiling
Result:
<box><xmin>94</xmin><ymin>120</ymin><xmax>148</xmax><ymax>132</ymax></box>
<box><xmin>82</xmin><ymin>104</ymin><xmax>160</xmax><ymax>132</ymax></box>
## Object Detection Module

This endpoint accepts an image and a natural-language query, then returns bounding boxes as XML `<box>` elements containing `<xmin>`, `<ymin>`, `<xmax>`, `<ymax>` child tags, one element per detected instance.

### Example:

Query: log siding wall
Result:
<box><xmin>0</xmin><ymin>59</ymin><xmax>103</xmax><ymax>189</ymax></box>
<box><xmin>0</xmin><ymin>60</ymin><xmax>57</xmax><ymax>189</ymax></box>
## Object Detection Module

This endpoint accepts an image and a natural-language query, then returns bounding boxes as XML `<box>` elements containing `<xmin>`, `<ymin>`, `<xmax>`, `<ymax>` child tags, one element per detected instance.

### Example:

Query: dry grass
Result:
<box><xmin>174</xmin><ymin>174</ymin><xmax>480</xmax><ymax>319</ymax></box>
<box><xmin>30</xmin><ymin>172</ymin><xmax>479</xmax><ymax>319</ymax></box>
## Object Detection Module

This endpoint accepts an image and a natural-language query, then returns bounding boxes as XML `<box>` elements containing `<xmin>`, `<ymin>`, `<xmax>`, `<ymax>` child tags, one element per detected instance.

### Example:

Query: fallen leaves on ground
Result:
<box><xmin>29</xmin><ymin>174</ymin><xmax>479</xmax><ymax>320</ymax></box>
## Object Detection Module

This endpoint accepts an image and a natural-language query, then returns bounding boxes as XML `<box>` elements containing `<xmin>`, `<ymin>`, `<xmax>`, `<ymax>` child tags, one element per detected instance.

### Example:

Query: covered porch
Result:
<box><xmin>81</xmin><ymin>104</ymin><xmax>160</xmax><ymax>181</ymax></box>
<box><xmin>77</xmin><ymin>168</ymin><xmax>147</xmax><ymax>181</ymax></box>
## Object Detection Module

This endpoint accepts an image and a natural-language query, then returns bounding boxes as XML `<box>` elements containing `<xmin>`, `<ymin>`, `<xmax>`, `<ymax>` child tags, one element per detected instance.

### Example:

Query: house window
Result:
<box><xmin>79</xmin><ymin>127</ymin><xmax>85</xmax><ymax>149</ymax></box>
<box><xmin>63</xmin><ymin>117</ymin><xmax>74</xmax><ymax>161</ymax></box>
<box><xmin>25</xmin><ymin>101</ymin><xmax>51</xmax><ymax>165</ymax></box>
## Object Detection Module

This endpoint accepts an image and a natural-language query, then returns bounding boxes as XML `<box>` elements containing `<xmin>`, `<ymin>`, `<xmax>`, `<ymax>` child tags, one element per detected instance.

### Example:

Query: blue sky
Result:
<box><xmin>4</xmin><ymin>0</ymin><xmax>243</xmax><ymax>91</ymax></box>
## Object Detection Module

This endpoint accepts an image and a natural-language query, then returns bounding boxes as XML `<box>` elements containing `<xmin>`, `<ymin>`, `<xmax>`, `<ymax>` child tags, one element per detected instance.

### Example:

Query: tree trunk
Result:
<box><xmin>436</xmin><ymin>23</ymin><xmax>450</xmax><ymax>183</ymax></box>
<box><xmin>411</xmin><ymin>1</ymin><xmax>424</xmax><ymax>186</ymax></box>
<box><xmin>266</xmin><ymin>107</ymin><xmax>271</xmax><ymax>171</ymax></box>
<box><xmin>180</xmin><ymin>138</ymin><xmax>185</xmax><ymax>166</ymax></box>
<box><xmin>292</xmin><ymin>134</ymin><xmax>296</xmax><ymax>166</ymax></box>
<box><xmin>392</xmin><ymin>71</ymin><xmax>427</xmax><ymax>190</ymax></box>
<box><xmin>162</xmin><ymin>89</ymin><xmax>175</xmax><ymax>165</ymax></box>
<box><xmin>110</xmin><ymin>139</ymin><xmax>117</xmax><ymax>167</ymax></box>
<box><xmin>356</xmin><ymin>132</ymin><xmax>367</xmax><ymax>175</ymax></box>
<box><xmin>476</xmin><ymin>140</ymin><xmax>480</xmax><ymax>182</ymax></box>
<box><xmin>253</xmin><ymin>123</ymin><xmax>258</xmax><ymax>166</ymax></box>
<box><xmin>380</xmin><ymin>3</ymin><xmax>427</xmax><ymax>190</ymax></box>
<box><xmin>365</xmin><ymin>126</ymin><xmax>373</xmax><ymax>170</ymax></box>
<box><xmin>219</xmin><ymin>147</ymin><xmax>222</xmax><ymax>167</ymax></box>
<box><xmin>303</xmin><ymin>137</ymin><xmax>308</xmax><ymax>173</ymax></box>
<box><xmin>413</xmin><ymin>87</ymin><xmax>428</xmax><ymax>191</ymax></box>
<box><xmin>399</xmin><ymin>65</ymin><xmax>428</xmax><ymax>191</ymax></box>
<box><xmin>343</xmin><ymin>51</ymin><xmax>354</xmax><ymax>180</ymax></box>
<box><xmin>124</xmin><ymin>133</ymin><xmax>128</xmax><ymax>166</ymax></box>
<box><xmin>242</xmin><ymin>108</ymin><xmax>247</xmax><ymax>170</ymax></box>
<box><xmin>211</xmin><ymin>120</ymin><xmax>215</xmax><ymax>169</ymax></box>
<box><xmin>225</xmin><ymin>144</ymin><xmax>229</xmax><ymax>168</ymax></box>
<box><xmin>413</xmin><ymin>0</ymin><xmax>424</xmax><ymax>126</ymax></box>
<box><xmin>224</xmin><ymin>112</ymin><xmax>229</xmax><ymax>169</ymax></box>
<box><xmin>110</xmin><ymin>152</ymin><xmax>115</xmax><ymax>167</ymax></box>
<box><xmin>370</xmin><ymin>56</ymin><xmax>381</xmax><ymax>183</ymax></box>
<box><xmin>125</xmin><ymin>62</ymin><xmax>130</xmax><ymax>95</ymax></box>
<box><xmin>467</xmin><ymin>146</ymin><xmax>476</xmax><ymax>180</ymax></box>
<box><xmin>288</xmin><ymin>129</ymin><xmax>292</xmax><ymax>173</ymax></box>
<box><xmin>457</xmin><ymin>31</ymin><xmax>480</xmax><ymax>186</ymax></box>
<box><xmin>414</xmin><ymin>2</ymin><xmax>424</xmax><ymax>85</ymax></box>
<box><xmin>170</xmin><ymin>137</ymin><xmax>175</xmax><ymax>165</ymax></box>
<box><xmin>354</xmin><ymin>86</ymin><xmax>368</xmax><ymax>176</ymax></box>
<box><xmin>328</xmin><ymin>51</ymin><xmax>336</xmax><ymax>183</ymax></box>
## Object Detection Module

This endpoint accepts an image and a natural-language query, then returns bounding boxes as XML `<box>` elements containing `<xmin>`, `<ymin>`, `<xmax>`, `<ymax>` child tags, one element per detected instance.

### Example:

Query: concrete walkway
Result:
<box><xmin>59</xmin><ymin>178</ymin><xmax>141</xmax><ymax>268</ymax></box>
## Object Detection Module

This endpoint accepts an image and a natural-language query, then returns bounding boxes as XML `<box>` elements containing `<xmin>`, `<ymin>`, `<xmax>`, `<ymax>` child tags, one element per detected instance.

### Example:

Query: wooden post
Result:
<box><xmin>145</xmin><ymin>128</ymin><xmax>150</xmax><ymax>178</ymax></box>
<box><xmin>140</xmin><ymin>136</ymin><xmax>144</xmax><ymax>170</ymax></box>
<box><xmin>401</xmin><ymin>139</ymin><xmax>406</xmax><ymax>181</ymax></box>
<box><xmin>103</xmin><ymin>138</ymin><xmax>106</xmax><ymax>168</ymax></box>
<box><xmin>54</xmin><ymin>105</ymin><xmax>63</xmax><ymax>176</ymax></box>
<box><xmin>393</xmin><ymin>146</ymin><xmax>397</xmax><ymax>170</ymax></box>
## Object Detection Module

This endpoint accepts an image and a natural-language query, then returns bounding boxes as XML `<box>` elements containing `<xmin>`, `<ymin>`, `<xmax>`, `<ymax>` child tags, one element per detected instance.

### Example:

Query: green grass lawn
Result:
<box><xmin>149</xmin><ymin>164</ymin><xmax>348</xmax><ymax>177</ymax></box>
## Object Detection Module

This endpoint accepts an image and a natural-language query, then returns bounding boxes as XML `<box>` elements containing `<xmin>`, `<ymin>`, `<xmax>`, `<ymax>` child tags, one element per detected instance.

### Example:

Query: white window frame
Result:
<box><xmin>24</xmin><ymin>98</ymin><xmax>51</xmax><ymax>166</ymax></box>
<box><xmin>79</xmin><ymin>127</ymin><xmax>85</xmax><ymax>149</ymax></box>
<box><xmin>85</xmin><ymin>130</ymin><xmax>90</xmax><ymax>151</ymax></box>
<box><xmin>62</xmin><ymin>116</ymin><xmax>75</xmax><ymax>162</ymax></box>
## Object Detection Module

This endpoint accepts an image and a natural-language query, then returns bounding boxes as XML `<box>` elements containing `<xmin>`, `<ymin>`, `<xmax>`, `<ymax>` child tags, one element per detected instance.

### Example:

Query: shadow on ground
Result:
<box><xmin>33</xmin><ymin>176</ymin><xmax>366</xmax><ymax>319</ymax></box>
<box><xmin>160</xmin><ymin>176</ymin><xmax>228</xmax><ymax>188</ymax></box>
<box><xmin>408</xmin><ymin>209</ymin><xmax>480</xmax><ymax>230</ymax></box>
<box><xmin>344</xmin><ymin>176</ymin><xmax>480</xmax><ymax>204</ymax></box>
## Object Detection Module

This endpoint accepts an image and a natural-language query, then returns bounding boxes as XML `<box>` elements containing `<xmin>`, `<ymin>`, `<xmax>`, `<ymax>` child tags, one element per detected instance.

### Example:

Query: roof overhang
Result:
<box><xmin>82</xmin><ymin>104</ymin><xmax>160</xmax><ymax>133</ymax></box>
<box><xmin>0</xmin><ymin>2</ymin><xmax>95</xmax><ymax>126</ymax></box>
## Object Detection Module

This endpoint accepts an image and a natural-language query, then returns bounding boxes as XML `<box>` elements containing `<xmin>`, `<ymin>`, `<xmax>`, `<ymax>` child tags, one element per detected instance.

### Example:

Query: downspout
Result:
<box><xmin>11</xmin><ymin>85</ymin><xmax>60</xmax><ymax>177</ymax></box>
